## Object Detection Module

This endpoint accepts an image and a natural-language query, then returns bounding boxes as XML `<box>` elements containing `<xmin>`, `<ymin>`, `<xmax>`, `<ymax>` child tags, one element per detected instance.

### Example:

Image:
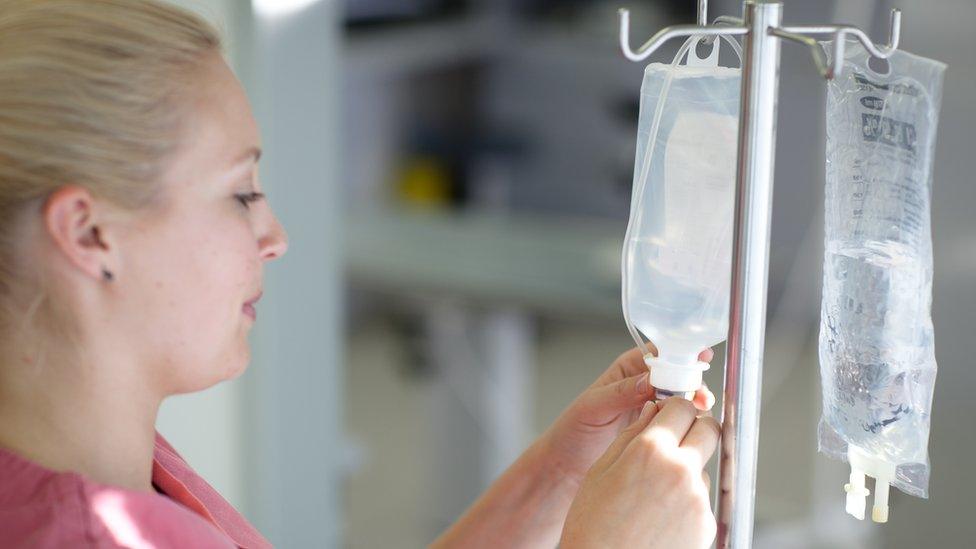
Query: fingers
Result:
<box><xmin>580</xmin><ymin>371</ymin><xmax>654</xmax><ymax>422</ymax></box>
<box><xmin>594</xmin><ymin>348</ymin><xmax>651</xmax><ymax>386</ymax></box>
<box><xmin>629</xmin><ymin>398</ymin><xmax>720</xmax><ymax>479</ymax></box>
<box><xmin>639</xmin><ymin>397</ymin><xmax>700</xmax><ymax>448</ymax></box>
<box><xmin>680</xmin><ymin>415</ymin><xmax>722</xmax><ymax>469</ymax></box>
<box><xmin>589</xmin><ymin>346</ymin><xmax>716</xmax><ymax>416</ymax></box>
<box><xmin>645</xmin><ymin>341</ymin><xmax>660</xmax><ymax>359</ymax></box>
<box><xmin>693</xmin><ymin>347</ymin><xmax>715</xmax><ymax>411</ymax></box>
<box><xmin>697</xmin><ymin>347</ymin><xmax>715</xmax><ymax>363</ymax></box>
<box><xmin>692</xmin><ymin>382</ymin><xmax>716</xmax><ymax>412</ymax></box>
<box><xmin>593</xmin><ymin>400</ymin><xmax>661</xmax><ymax>473</ymax></box>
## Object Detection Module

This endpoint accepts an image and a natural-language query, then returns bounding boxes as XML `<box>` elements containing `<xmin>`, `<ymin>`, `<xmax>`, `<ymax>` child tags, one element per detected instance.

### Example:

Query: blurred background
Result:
<box><xmin>157</xmin><ymin>0</ymin><xmax>976</xmax><ymax>547</ymax></box>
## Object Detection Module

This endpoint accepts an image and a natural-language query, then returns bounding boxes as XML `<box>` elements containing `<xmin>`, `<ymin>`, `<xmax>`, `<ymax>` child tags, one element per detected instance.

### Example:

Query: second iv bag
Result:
<box><xmin>622</xmin><ymin>36</ymin><xmax>741</xmax><ymax>398</ymax></box>
<box><xmin>819</xmin><ymin>40</ymin><xmax>945</xmax><ymax>524</ymax></box>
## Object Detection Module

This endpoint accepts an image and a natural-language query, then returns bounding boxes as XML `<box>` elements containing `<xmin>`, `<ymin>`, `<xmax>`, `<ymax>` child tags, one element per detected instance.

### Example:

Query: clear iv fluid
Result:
<box><xmin>625</xmin><ymin>108</ymin><xmax>735</xmax><ymax>368</ymax></box>
<box><xmin>624</xmin><ymin>107</ymin><xmax>737</xmax><ymax>370</ymax></box>
<box><xmin>628</xmin><ymin>236</ymin><xmax>731</xmax><ymax>366</ymax></box>
<box><xmin>820</xmin><ymin>237</ymin><xmax>934</xmax><ymax>465</ymax></box>
<box><xmin>819</xmin><ymin>66</ymin><xmax>939</xmax><ymax>468</ymax></box>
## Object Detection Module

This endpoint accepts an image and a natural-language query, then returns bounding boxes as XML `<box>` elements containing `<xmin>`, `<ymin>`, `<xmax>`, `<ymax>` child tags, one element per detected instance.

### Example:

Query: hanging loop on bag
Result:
<box><xmin>685</xmin><ymin>37</ymin><xmax>721</xmax><ymax>67</ymax></box>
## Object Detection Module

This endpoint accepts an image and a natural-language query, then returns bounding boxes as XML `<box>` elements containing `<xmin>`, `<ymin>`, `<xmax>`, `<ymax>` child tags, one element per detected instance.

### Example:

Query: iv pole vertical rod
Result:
<box><xmin>716</xmin><ymin>1</ymin><xmax>782</xmax><ymax>548</ymax></box>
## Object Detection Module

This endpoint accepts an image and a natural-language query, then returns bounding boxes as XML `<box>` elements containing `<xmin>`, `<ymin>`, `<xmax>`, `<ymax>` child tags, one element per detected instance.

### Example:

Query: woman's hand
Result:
<box><xmin>539</xmin><ymin>347</ymin><xmax>715</xmax><ymax>489</ymax></box>
<box><xmin>431</xmin><ymin>347</ymin><xmax>716</xmax><ymax>549</ymax></box>
<box><xmin>560</xmin><ymin>397</ymin><xmax>721</xmax><ymax>549</ymax></box>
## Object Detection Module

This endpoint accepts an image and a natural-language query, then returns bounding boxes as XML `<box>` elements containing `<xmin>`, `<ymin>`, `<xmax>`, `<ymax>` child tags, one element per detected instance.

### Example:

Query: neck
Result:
<box><xmin>0</xmin><ymin>345</ymin><xmax>161</xmax><ymax>493</ymax></box>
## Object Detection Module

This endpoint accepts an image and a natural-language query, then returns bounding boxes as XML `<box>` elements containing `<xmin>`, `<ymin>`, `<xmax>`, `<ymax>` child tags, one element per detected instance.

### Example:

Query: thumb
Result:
<box><xmin>577</xmin><ymin>372</ymin><xmax>653</xmax><ymax>425</ymax></box>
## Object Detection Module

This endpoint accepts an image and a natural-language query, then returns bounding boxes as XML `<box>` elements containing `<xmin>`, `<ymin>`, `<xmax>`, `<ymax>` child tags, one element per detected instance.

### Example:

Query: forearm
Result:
<box><xmin>430</xmin><ymin>436</ymin><xmax>579</xmax><ymax>549</ymax></box>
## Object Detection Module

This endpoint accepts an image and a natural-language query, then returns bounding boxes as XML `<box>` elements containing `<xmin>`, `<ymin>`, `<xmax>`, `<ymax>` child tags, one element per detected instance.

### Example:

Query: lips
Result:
<box><xmin>243</xmin><ymin>290</ymin><xmax>262</xmax><ymax>320</ymax></box>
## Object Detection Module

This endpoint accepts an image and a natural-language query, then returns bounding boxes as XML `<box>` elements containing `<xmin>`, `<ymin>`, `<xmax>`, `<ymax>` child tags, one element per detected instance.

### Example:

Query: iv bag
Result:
<box><xmin>819</xmin><ymin>40</ymin><xmax>946</xmax><ymax>523</ymax></box>
<box><xmin>622</xmin><ymin>36</ymin><xmax>741</xmax><ymax>398</ymax></box>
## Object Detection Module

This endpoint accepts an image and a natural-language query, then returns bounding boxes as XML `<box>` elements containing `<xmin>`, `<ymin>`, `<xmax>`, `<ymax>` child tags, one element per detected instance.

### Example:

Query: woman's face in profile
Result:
<box><xmin>119</xmin><ymin>52</ymin><xmax>288</xmax><ymax>395</ymax></box>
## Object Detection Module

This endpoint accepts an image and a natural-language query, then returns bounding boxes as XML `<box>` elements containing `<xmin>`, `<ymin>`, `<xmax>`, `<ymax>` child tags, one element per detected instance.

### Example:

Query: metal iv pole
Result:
<box><xmin>617</xmin><ymin>1</ymin><xmax>902</xmax><ymax>547</ymax></box>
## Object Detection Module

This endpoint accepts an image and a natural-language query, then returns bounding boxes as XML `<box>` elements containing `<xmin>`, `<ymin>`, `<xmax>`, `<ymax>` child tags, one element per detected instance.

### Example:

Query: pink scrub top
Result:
<box><xmin>0</xmin><ymin>432</ymin><xmax>272</xmax><ymax>548</ymax></box>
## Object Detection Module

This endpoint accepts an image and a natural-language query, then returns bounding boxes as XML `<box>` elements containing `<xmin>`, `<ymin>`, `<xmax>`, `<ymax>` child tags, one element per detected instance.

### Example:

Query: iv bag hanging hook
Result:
<box><xmin>619</xmin><ymin>5</ymin><xmax>900</xmax><ymax>79</ymax></box>
<box><xmin>776</xmin><ymin>8</ymin><xmax>902</xmax><ymax>79</ymax></box>
<box><xmin>618</xmin><ymin>8</ymin><xmax>746</xmax><ymax>62</ymax></box>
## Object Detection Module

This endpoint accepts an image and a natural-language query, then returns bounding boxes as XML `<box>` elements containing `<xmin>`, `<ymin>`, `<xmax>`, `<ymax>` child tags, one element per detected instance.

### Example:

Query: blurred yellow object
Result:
<box><xmin>395</xmin><ymin>157</ymin><xmax>451</xmax><ymax>208</ymax></box>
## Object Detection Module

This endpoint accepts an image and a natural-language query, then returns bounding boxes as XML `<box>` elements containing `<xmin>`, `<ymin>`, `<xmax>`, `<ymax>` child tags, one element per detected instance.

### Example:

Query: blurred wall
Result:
<box><xmin>245</xmin><ymin>1</ymin><xmax>345</xmax><ymax>546</ymax></box>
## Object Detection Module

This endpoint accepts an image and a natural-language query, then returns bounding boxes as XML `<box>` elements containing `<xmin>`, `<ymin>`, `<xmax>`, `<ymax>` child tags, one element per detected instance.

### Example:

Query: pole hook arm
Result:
<box><xmin>618</xmin><ymin>8</ymin><xmax>746</xmax><ymax>63</ymax></box>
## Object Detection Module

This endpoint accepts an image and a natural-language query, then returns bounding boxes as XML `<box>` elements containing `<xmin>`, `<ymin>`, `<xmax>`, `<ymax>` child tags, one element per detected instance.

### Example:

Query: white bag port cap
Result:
<box><xmin>844</xmin><ymin>445</ymin><xmax>897</xmax><ymax>523</ymax></box>
<box><xmin>644</xmin><ymin>354</ymin><xmax>710</xmax><ymax>393</ymax></box>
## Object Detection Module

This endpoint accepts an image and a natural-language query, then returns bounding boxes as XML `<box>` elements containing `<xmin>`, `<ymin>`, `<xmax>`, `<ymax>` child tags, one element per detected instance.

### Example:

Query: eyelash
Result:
<box><xmin>235</xmin><ymin>192</ymin><xmax>265</xmax><ymax>209</ymax></box>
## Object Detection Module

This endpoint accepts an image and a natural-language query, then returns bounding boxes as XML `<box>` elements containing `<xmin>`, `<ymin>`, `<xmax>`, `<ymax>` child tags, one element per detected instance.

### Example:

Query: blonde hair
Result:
<box><xmin>0</xmin><ymin>0</ymin><xmax>221</xmax><ymax>341</ymax></box>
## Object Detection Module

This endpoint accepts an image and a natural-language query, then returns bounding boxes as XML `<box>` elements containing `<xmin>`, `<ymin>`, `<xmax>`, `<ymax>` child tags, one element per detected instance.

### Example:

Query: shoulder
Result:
<box><xmin>152</xmin><ymin>432</ymin><xmax>273</xmax><ymax>549</ymax></box>
<box><xmin>82</xmin><ymin>482</ymin><xmax>238</xmax><ymax>548</ymax></box>
<box><xmin>0</xmin><ymin>449</ymin><xmax>235</xmax><ymax>549</ymax></box>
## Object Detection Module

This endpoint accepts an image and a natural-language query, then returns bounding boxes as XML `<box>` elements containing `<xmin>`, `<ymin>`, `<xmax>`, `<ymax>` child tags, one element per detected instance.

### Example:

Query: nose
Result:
<box><xmin>259</xmin><ymin>211</ymin><xmax>289</xmax><ymax>261</ymax></box>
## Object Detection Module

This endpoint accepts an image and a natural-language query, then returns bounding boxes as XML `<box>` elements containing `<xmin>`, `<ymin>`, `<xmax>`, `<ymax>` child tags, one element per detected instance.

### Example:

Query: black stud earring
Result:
<box><xmin>102</xmin><ymin>267</ymin><xmax>114</xmax><ymax>282</ymax></box>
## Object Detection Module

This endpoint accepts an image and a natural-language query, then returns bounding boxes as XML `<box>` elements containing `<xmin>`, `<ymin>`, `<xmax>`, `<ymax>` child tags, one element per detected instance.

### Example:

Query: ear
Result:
<box><xmin>42</xmin><ymin>185</ymin><xmax>114</xmax><ymax>282</ymax></box>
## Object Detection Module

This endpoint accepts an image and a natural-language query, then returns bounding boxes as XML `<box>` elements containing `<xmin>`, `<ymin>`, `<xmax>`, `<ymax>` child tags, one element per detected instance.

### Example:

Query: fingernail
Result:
<box><xmin>704</xmin><ymin>383</ymin><xmax>716</xmax><ymax>410</ymax></box>
<box><xmin>639</xmin><ymin>401</ymin><xmax>655</xmax><ymax>422</ymax></box>
<box><xmin>636</xmin><ymin>372</ymin><xmax>650</xmax><ymax>394</ymax></box>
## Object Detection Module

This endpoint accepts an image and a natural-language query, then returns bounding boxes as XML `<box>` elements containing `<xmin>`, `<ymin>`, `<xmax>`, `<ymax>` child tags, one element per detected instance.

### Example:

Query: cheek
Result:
<box><xmin>137</xmin><ymin>228</ymin><xmax>259</xmax><ymax>392</ymax></box>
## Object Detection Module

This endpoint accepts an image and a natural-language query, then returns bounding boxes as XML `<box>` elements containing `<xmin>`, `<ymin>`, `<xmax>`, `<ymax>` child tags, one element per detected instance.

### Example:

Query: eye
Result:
<box><xmin>235</xmin><ymin>192</ymin><xmax>265</xmax><ymax>209</ymax></box>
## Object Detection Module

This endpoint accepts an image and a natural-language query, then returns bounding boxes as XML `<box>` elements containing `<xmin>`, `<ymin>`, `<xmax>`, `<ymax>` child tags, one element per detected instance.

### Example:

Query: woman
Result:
<box><xmin>0</xmin><ymin>1</ymin><xmax>721</xmax><ymax>547</ymax></box>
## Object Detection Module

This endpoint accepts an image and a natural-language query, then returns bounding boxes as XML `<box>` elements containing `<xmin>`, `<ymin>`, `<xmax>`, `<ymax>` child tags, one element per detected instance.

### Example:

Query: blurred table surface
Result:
<box><xmin>344</xmin><ymin>208</ymin><xmax>625</xmax><ymax>318</ymax></box>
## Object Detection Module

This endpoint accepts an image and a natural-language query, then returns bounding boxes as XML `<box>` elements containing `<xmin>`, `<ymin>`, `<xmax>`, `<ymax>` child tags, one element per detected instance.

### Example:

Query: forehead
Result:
<box><xmin>160</xmin><ymin>54</ymin><xmax>260</xmax><ymax>188</ymax></box>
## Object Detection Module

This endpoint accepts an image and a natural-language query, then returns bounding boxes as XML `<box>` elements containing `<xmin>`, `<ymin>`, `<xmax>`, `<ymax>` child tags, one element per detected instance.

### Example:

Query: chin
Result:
<box><xmin>209</xmin><ymin>351</ymin><xmax>249</xmax><ymax>385</ymax></box>
<box><xmin>224</xmin><ymin>358</ymin><xmax>249</xmax><ymax>381</ymax></box>
<box><xmin>171</xmin><ymin>356</ymin><xmax>250</xmax><ymax>395</ymax></box>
